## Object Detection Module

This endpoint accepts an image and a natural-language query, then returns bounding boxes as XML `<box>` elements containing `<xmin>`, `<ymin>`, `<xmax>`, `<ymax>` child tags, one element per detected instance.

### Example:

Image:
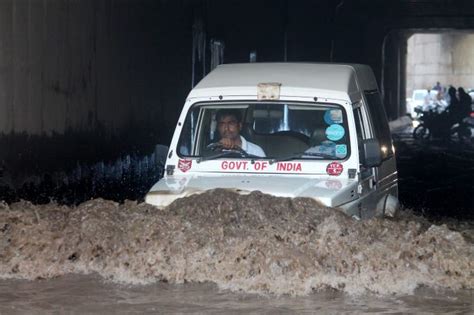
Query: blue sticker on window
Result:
<box><xmin>324</xmin><ymin>109</ymin><xmax>343</xmax><ymax>125</ymax></box>
<box><xmin>326</xmin><ymin>124</ymin><xmax>345</xmax><ymax>141</ymax></box>
<box><xmin>319</xmin><ymin>140</ymin><xmax>336</xmax><ymax>155</ymax></box>
<box><xmin>335</xmin><ymin>144</ymin><xmax>347</xmax><ymax>157</ymax></box>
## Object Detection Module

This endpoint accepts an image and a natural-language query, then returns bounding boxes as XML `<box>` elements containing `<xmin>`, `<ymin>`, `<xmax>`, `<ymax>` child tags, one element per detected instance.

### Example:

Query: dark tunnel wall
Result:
<box><xmin>0</xmin><ymin>0</ymin><xmax>195</xmax><ymax>181</ymax></box>
<box><xmin>0</xmin><ymin>0</ymin><xmax>192</xmax><ymax>138</ymax></box>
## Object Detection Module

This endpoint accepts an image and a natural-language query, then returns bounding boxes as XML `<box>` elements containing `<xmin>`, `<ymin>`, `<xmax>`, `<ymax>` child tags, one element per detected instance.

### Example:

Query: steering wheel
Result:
<box><xmin>206</xmin><ymin>142</ymin><xmax>253</xmax><ymax>157</ymax></box>
<box><xmin>206</xmin><ymin>142</ymin><xmax>224</xmax><ymax>151</ymax></box>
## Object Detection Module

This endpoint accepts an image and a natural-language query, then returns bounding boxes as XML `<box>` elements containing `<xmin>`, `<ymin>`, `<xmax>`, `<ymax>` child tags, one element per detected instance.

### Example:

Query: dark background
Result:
<box><xmin>0</xmin><ymin>0</ymin><xmax>472</xmax><ymax>215</ymax></box>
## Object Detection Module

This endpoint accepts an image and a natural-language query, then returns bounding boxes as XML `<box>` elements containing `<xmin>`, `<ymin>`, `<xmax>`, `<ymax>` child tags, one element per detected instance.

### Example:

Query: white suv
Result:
<box><xmin>146</xmin><ymin>63</ymin><xmax>399</xmax><ymax>219</ymax></box>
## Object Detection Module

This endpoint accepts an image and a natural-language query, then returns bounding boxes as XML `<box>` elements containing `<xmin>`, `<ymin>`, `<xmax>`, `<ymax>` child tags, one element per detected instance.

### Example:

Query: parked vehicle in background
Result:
<box><xmin>468</xmin><ymin>89</ymin><xmax>474</xmax><ymax>107</ymax></box>
<box><xmin>406</xmin><ymin>89</ymin><xmax>440</xmax><ymax>118</ymax></box>
<box><xmin>146</xmin><ymin>63</ymin><xmax>399</xmax><ymax>219</ymax></box>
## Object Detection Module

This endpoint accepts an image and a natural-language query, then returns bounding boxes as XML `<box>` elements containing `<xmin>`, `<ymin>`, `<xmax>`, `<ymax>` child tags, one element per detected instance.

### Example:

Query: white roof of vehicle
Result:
<box><xmin>189</xmin><ymin>63</ymin><xmax>378</xmax><ymax>102</ymax></box>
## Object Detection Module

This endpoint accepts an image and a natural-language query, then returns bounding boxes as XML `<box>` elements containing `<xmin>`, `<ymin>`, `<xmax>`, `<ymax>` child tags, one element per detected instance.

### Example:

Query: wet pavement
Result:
<box><xmin>392</xmin><ymin>123</ymin><xmax>474</xmax><ymax>220</ymax></box>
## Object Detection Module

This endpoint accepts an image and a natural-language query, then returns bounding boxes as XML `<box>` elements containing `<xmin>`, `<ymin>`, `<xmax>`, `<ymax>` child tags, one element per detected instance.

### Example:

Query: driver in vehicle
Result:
<box><xmin>215</xmin><ymin>109</ymin><xmax>266</xmax><ymax>157</ymax></box>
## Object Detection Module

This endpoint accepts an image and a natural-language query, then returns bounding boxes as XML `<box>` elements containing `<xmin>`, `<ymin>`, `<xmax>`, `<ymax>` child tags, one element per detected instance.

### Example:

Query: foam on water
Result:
<box><xmin>0</xmin><ymin>189</ymin><xmax>472</xmax><ymax>296</ymax></box>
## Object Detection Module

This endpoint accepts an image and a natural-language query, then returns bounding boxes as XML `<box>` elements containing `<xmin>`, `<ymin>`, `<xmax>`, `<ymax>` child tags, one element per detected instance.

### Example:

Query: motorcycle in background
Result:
<box><xmin>413</xmin><ymin>104</ymin><xmax>473</xmax><ymax>142</ymax></box>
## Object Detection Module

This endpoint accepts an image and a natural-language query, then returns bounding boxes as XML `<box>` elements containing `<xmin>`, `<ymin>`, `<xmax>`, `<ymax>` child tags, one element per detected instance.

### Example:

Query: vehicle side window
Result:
<box><xmin>353</xmin><ymin>105</ymin><xmax>372</xmax><ymax>178</ymax></box>
<box><xmin>353</xmin><ymin>107</ymin><xmax>365</xmax><ymax>150</ymax></box>
<box><xmin>177</xmin><ymin>107</ymin><xmax>200</xmax><ymax>156</ymax></box>
<box><xmin>363</xmin><ymin>90</ymin><xmax>394</xmax><ymax>160</ymax></box>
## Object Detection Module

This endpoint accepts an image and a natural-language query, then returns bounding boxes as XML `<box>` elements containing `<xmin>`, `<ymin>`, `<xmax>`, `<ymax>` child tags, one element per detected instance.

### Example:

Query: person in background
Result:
<box><xmin>432</xmin><ymin>81</ymin><xmax>443</xmax><ymax>92</ymax></box>
<box><xmin>433</xmin><ymin>90</ymin><xmax>447</xmax><ymax>112</ymax></box>
<box><xmin>446</xmin><ymin>86</ymin><xmax>462</xmax><ymax>124</ymax></box>
<box><xmin>436</xmin><ymin>90</ymin><xmax>445</xmax><ymax>102</ymax></box>
<box><xmin>457</xmin><ymin>87</ymin><xmax>472</xmax><ymax>118</ymax></box>
<box><xmin>423</xmin><ymin>88</ymin><xmax>434</xmax><ymax>110</ymax></box>
<box><xmin>444</xmin><ymin>84</ymin><xmax>455</xmax><ymax>104</ymax></box>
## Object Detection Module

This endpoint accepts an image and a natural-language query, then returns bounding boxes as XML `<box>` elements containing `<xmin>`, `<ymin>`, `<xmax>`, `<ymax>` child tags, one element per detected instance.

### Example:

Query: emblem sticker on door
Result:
<box><xmin>178</xmin><ymin>159</ymin><xmax>192</xmax><ymax>173</ymax></box>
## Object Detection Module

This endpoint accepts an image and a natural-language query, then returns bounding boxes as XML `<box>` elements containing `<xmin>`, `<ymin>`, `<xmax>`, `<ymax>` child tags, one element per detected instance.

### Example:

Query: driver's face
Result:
<box><xmin>217</xmin><ymin>115</ymin><xmax>241</xmax><ymax>140</ymax></box>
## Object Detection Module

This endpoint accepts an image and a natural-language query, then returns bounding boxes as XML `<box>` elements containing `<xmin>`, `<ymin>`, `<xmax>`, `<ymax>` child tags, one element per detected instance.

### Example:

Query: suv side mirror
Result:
<box><xmin>362</xmin><ymin>138</ymin><xmax>382</xmax><ymax>168</ymax></box>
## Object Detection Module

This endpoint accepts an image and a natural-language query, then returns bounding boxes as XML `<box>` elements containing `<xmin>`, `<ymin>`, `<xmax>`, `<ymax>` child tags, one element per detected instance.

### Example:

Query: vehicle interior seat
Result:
<box><xmin>240</xmin><ymin>122</ymin><xmax>255</xmax><ymax>142</ymax></box>
<box><xmin>309</xmin><ymin>128</ymin><xmax>327</xmax><ymax>146</ymax></box>
<box><xmin>253</xmin><ymin>131</ymin><xmax>309</xmax><ymax>157</ymax></box>
<box><xmin>241</xmin><ymin>123</ymin><xmax>309</xmax><ymax>157</ymax></box>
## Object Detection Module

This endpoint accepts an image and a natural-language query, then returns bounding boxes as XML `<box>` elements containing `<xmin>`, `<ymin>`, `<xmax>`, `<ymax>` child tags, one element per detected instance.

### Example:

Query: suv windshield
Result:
<box><xmin>178</xmin><ymin>102</ymin><xmax>350</xmax><ymax>160</ymax></box>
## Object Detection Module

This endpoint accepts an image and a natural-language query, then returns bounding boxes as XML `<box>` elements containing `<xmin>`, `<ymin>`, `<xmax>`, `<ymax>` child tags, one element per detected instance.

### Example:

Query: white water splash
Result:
<box><xmin>0</xmin><ymin>189</ymin><xmax>472</xmax><ymax>296</ymax></box>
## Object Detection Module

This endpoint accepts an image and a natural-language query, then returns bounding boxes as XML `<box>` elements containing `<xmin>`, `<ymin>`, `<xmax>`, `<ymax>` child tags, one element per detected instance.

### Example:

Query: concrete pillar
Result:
<box><xmin>12</xmin><ymin>0</ymin><xmax>30</xmax><ymax>133</ymax></box>
<box><xmin>0</xmin><ymin>1</ymin><xmax>13</xmax><ymax>133</ymax></box>
<box><xmin>381</xmin><ymin>31</ymin><xmax>407</xmax><ymax>120</ymax></box>
<box><xmin>398</xmin><ymin>34</ymin><xmax>408</xmax><ymax>117</ymax></box>
<box><xmin>27</xmin><ymin>0</ymin><xmax>45</xmax><ymax>134</ymax></box>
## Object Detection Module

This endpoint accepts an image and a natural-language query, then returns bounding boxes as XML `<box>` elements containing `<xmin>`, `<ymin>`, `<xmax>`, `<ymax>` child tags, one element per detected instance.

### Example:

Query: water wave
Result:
<box><xmin>0</xmin><ymin>189</ymin><xmax>472</xmax><ymax>296</ymax></box>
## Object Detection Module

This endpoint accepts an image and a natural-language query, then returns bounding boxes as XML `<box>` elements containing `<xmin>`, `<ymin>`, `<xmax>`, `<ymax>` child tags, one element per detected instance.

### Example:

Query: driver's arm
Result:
<box><xmin>218</xmin><ymin>138</ymin><xmax>240</xmax><ymax>149</ymax></box>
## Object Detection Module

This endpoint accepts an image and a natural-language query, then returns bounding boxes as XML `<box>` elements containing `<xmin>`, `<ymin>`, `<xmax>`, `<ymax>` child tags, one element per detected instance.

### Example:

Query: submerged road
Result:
<box><xmin>392</xmin><ymin>124</ymin><xmax>474</xmax><ymax>219</ymax></box>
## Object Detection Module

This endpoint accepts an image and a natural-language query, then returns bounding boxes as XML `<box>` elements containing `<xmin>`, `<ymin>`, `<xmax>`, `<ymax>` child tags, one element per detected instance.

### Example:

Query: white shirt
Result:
<box><xmin>240</xmin><ymin>136</ymin><xmax>266</xmax><ymax>157</ymax></box>
<box><xmin>424</xmin><ymin>93</ymin><xmax>433</xmax><ymax>106</ymax></box>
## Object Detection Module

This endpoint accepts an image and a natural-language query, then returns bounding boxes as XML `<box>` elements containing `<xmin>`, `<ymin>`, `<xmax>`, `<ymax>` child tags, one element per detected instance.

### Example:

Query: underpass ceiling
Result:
<box><xmin>339</xmin><ymin>0</ymin><xmax>474</xmax><ymax>18</ymax></box>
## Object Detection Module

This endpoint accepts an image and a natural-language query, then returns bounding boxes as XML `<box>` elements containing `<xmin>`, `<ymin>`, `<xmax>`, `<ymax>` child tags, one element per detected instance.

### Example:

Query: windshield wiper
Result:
<box><xmin>269</xmin><ymin>151</ymin><xmax>335</xmax><ymax>164</ymax></box>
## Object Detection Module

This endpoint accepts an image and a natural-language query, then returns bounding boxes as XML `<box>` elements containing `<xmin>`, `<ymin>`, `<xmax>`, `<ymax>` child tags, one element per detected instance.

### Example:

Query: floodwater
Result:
<box><xmin>1</xmin><ymin>274</ymin><xmax>472</xmax><ymax>314</ymax></box>
<box><xmin>1</xmin><ymin>190</ymin><xmax>473</xmax><ymax>313</ymax></box>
